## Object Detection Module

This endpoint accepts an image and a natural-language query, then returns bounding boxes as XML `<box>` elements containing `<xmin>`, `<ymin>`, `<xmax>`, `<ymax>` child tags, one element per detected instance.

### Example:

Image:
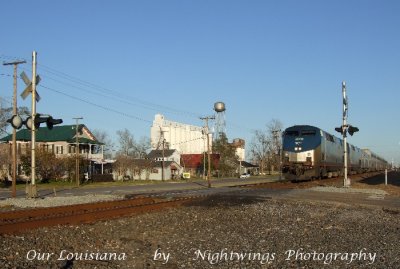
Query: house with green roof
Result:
<box><xmin>0</xmin><ymin>124</ymin><xmax>108</xmax><ymax>180</ymax></box>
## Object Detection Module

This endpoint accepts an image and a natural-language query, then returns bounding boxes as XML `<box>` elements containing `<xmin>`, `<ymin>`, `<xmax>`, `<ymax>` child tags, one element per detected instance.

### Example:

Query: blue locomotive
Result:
<box><xmin>282</xmin><ymin>125</ymin><xmax>387</xmax><ymax>180</ymax></box>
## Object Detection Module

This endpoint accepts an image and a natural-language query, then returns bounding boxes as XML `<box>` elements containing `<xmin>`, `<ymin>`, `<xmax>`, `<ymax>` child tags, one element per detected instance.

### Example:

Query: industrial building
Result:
<box><xmin>150</xmin><ymin>114</ymin><xmax>211</xmax><ymax>154</ymax></box>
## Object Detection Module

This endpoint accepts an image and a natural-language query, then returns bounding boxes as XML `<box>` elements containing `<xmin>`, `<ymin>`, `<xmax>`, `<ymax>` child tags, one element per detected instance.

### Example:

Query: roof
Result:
<box><xmin>180</xmin><ymin>154</ymin><xmax>203</xmax><ymax>168</ymax></box>
<box><xmin>236</xmin><ymin>160</ymin><xmax>259</xmax><ymax>168</ymax></box>
<box><xmin>0</xmin><ymin>124</ymin><xmax>103</xmax><ymax>145</ymax></box>
<box><xmin>147</xmin><ymin>149</ymin><xmax>177</xmax><ymax>159</ymax></box>
<box><xmin>180</xmin><ymin>154</ymin><xmax>220</xmax><ymax>169</ymax></box>
<box><xmin>152</xmin><ymin>161</ymin><xmax>182</xmax><ymax>169</ymax></box>
<box><xmin>67</xmin><ymin>137</ymin><xmax>104</xmax><ymax>145</ymax></box>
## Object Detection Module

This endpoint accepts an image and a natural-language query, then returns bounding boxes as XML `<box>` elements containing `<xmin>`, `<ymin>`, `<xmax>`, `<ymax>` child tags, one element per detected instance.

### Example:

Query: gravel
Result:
<box><xmin>1</xmin><ymin>193</ymin><xmax>399</xmax><ymax>269</ymax></box>
<box><xmin>0</xmin><ymin>194</ymin><xmax>124</xmax><ymax>210</ymax></box>
<box><xmin>310</xmin><ymin>186</ymin><xmax>388</xmax><ymax>195</ymax></box>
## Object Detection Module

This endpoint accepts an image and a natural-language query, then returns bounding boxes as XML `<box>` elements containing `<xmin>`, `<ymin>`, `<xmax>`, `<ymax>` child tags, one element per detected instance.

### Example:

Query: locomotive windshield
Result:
<box><xmin>301</xmin><ymin>130</ymin><xmax>316</xmax><ymax>136</ymax></box>
<box><xmin>285</xmin><ymin>130</ymin><xmax>299</xmax><ymax>136</ymax></box>
<box><xmin>284</xmin><ymin>130</ymin><xmax>316</xmax><ymax>136</ymax></box>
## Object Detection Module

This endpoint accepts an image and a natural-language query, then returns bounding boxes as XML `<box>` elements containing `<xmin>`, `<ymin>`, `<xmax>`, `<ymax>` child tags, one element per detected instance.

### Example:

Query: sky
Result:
<box><xmin>0</xmin><ymin>0</ymin><xmax>399</xmax><ymax>164</ymax></box>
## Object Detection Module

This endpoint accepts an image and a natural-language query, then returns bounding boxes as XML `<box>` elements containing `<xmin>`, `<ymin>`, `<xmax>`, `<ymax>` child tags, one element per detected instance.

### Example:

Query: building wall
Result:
<box><xmin>112</xmin><ymin>164</ymin><xmax>179</xmax><ymax>181</ymax></box>
<box><xmin>151</xmin><ymin>114</ymin><xmax>212</xmax><ymax>154</ymax></box>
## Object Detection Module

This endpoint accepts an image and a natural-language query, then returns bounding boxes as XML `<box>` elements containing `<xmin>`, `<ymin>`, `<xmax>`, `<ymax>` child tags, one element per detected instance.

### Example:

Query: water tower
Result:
<box><xmin>213</xmin><ymin>101</ymin><xmax>226</xmax><ymax>140</ymax></box>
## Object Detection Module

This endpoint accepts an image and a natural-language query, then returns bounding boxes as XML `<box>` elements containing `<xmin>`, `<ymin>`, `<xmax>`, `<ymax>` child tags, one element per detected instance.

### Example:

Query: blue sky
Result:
<box><xmin>1</xmin><ymin>0</ymin><xmax>399</xmax><ymax>164</ymax></box>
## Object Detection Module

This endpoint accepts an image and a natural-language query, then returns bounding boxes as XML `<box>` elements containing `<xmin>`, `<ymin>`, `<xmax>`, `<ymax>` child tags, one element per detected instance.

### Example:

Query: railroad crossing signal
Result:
<box><xmin>6</xmin><ymin>115</ymin><xmax>23</xmax><ymax>129</ymax></box>
<box><xmin>335</xmin><ymin>125</ymin><xmax>359</xmax><ymax>137</ymax></box>
<box><xmin>7</xmin><ymin>114</ymin><xmax>63</xmax><ymax>130</ymax></box>
<box><xmin>347</xmin><ymin>125</ymin><xmax>359</xmax><ymax>136</ymax></box>
<box><xmin>20</xmin><ymin>71</ymin><xmax>41</xmax><ymax>102</ymax></box>
<box><xmin>335</xmin><ymin>126</ymin><xmax>344</xmax><ymax>135</ymax></box>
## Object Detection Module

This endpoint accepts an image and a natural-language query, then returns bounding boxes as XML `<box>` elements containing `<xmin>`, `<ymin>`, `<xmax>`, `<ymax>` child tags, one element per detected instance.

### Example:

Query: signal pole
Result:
<box><xmin>342</xmin><ymin>82</ymin><xmax>349</xmax><ymax>187</ymax></box>
<box><xmin>73</xmin><ymin>117</ymin><xmax>83</xmax><ymax>186</ymax></box>
<box><xmin>335</xmin><ymin>82</ymin><xmax>359</xmax><ymax>188</ymax></box>
<box><xmin>200</xmin><ymin>115</ymin><xmax>215</xmax><ymax>188</ymax></box>
<box><xmin>30</xmin><ymin>51</ymin><xmax>38</xmax><ymax>198</ymax></box>
<box><xmin>3</xmin><ymin>59</ymin><xmax>26</xmax><ymax>198</ymax></box>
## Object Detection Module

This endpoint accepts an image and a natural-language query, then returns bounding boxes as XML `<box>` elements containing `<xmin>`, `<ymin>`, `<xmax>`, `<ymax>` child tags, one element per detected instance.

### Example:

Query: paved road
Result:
<box><xmin>0</xmin><ymin>177</ymin><xmax>279</xmax><ymax>200</ymax></box>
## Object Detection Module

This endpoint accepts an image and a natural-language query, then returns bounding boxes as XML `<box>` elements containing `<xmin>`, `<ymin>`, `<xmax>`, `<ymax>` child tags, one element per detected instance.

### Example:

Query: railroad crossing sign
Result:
<box><xmin>20</xmin><ymin>71</ymin><xmax>41</xmax><ymax>102</ymax></box>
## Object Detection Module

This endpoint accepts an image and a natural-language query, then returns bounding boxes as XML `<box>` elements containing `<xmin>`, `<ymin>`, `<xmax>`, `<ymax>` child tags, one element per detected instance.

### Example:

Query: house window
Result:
<box><xmin>56</xmin><ymin>145</ymin><xmax>64</xmax><ymax>155</ymax></box>
<box><xmin>69</xmin><ymin>145</ymin><xmax>76</xmax><ymax>154</ymax></box>
<box><xmin>151</xmin><ymin>168</ymin><xmax>158</xmax><ymax>174</ymax></box>
<box><xmin>42</xmin><ymin>144</ymin><xmax>54</xmax><ymax>153</ymax></box>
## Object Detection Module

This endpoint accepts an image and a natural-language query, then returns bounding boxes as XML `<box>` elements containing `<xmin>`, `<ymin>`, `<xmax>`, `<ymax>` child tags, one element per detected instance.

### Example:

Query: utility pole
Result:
<box><xmin>200</xmin><ymin>116</ymin><xmax>215</xmax><ymax>188</ymax></box>
<box><xmin>162</xmin><ymin>138</ymin><xmax>166</xmax><ymax>181</ymax></box>
<box><xmin>3</xmin><ymin>59</ymin><xmax>26</xmax><ymax>198</ymax></box>
<box><xmin>73</xmin><ymin>117</ymin><xmax>83</xmax><ymax>186</ymax></box>
<box><xmin>203</xmin><ymin>134</ymin><xmax>206</xmax><ymax>180</ymax></box>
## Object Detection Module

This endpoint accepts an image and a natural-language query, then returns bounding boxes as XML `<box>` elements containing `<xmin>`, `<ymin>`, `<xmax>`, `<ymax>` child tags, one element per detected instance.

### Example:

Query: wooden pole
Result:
<box><xmin>3</xmin><ymin>60</ymin><xmax>26</xmax><ymax>197</ymax></box>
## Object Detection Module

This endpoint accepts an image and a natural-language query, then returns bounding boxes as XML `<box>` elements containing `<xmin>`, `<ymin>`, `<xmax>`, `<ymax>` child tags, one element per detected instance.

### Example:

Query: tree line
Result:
<box><xmin>1</xmin><ymin>102</ymin><xmax>284</xmax><ymax>180</ymax></box>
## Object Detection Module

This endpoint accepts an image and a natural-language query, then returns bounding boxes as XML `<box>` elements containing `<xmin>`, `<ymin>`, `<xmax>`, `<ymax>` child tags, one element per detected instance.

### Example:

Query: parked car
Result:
<box><xmin>240</xmin><ymin>173</ymin><xmax>250</xmax><ymax>179</ymax></box>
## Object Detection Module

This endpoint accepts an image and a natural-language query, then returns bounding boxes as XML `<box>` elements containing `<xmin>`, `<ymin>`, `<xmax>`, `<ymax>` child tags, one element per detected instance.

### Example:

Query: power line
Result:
<box><xmin>0</xmin><ymin>55</ymin><xmax>28</xmax><ymax>63</ymax></box>
<box><xmin>36</xmin><ymin>64</ymin><xmax>202</xmax><ymax>119</ymax></box>
<box><xmin>9</xmin><ymin>55</ymin><xmax>254</xmax><ymax>138</ymax></box>
<box><xmin>41</xmin><ymin>84</ymin><xmax>207</xmax><ymax>147</ymax></box>
<box><xmin>39</xmin><ymin>84</ymin><xmax>153</xmax><ymax>124</ymax></box>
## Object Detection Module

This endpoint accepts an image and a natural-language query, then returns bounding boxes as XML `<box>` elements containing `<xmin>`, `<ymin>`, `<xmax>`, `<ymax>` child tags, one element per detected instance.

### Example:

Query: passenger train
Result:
<box><xmin>282</xmin><ymin>125</ymin><xmax>387</xmax><ymax>180</ymax></box>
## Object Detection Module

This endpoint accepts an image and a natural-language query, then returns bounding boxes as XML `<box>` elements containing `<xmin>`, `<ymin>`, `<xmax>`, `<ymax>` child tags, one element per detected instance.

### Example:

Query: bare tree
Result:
<box><xmin>116</xmin><ymin>129</ymin><xmax>135</xmax><ymax>156</ymax></box>
<box><xmin>0</xmin><ymin>143</ymin><xmax>10</xmax><ymax>180</ymax></box>
<box><xmin>267</xmin><ymin>119</ymin><xmax>283</xmax><ymax>173</ymax></box>
<box><xmin>250</xmin><ymin>119</ymin><xmax>283</xmax><ymax>174</ymax></box>
<box><xmin>249</xmin><ymin>130</ymin><xmax>270</xmax><ymax>175</ymax></box>
<box><xmin>92</xmin><ymin>129</ymin><xmax>114</xmax><ymax>158</ymax></box>
<box><xmin>113</xmin><ymin>155</ymin><xmax>134</xmax><ymax>180</ymax></box>
<box><xmin>135</xmin><ymin>136</ymin><xmax>150</xmax><ymax>158</ymax></box>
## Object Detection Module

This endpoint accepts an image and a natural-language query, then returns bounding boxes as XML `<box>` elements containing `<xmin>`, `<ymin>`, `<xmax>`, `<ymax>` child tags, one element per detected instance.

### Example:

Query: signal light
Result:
<box><xmin>25</xmin><ymin>115</ymin><xmax>47</xmax><ymax>130</ymax></box>
<box><xmin>46</xmin><ymin>116</ymin><xmax>63</xmax><ymax>129</ymax></box>
<box><xmin>7</xmin><ymin>113</ymin><xmax>63</xmax><ymax>130</ymax></box>
<box><xmin>6</xmin><ymin>115</ymin><xmax>23</xmax><ymax>129</ymax></box>
<box><xmin>335</xmin><ymin>127</ymin><xmax>343</xmax><ymax>134</ymax></box>
<box><xmin>348</xmin><ymin>125</ymin><xmax>359</xmax><ymax>136</ymax></box>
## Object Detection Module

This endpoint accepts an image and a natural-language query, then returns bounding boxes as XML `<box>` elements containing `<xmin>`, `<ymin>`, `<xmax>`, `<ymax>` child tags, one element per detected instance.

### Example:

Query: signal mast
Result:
<box><xmin>335</xmin><ymin>81</ymin><xmax>359</xmax><ymax>187</ymax></box>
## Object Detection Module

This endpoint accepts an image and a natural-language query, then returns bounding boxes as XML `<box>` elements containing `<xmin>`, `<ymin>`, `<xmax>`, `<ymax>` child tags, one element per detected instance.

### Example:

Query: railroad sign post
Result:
<box><xmin>21</xmin><ymin>51</ymin><xmax>40</xmax><ymax>198</ymax></box>
<box><xmin>20</xmin><ymin>71</ymin><xmax>41</xmax><ymax>102</ymax></box>
<box><xmin>335</xmin><ymin>82</ymin><xmax>359</xmax><ymax>188</ymax></box>
<box><xmin>342</xmin><ymin>82</ymin><xmax>350</xmax><ymax>187</ymax></box>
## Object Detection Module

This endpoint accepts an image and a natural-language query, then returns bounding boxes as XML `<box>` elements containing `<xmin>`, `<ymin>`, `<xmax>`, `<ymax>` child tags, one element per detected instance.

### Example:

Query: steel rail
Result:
<box><xmin>0</xmin><ymin>196</ymin><xmax>203</xmax><ymax>234</ymax></box>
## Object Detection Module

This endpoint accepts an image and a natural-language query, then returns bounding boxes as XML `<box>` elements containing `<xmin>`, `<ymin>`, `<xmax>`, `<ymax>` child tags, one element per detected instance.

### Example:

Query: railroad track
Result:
<box><xmin>0</xmin><ymin>195</ymin><xmax>202</xmax><ymax>234</ymax></box>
